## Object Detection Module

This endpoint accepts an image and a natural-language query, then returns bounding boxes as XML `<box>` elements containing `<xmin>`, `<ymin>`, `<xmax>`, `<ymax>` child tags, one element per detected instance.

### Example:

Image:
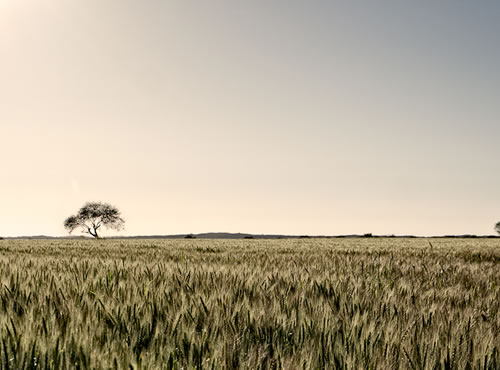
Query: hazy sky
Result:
<box><xmin>1</xmin><ymin>1</ymin><xmax>499</xmax><ymax>237</ymax></box>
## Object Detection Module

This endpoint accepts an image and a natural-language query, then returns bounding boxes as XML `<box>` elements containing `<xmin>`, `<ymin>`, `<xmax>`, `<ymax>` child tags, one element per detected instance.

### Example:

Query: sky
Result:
<box><xmin>1</xmin><ymin>1</ymin><xmax>499</xmax><ymax>237</ymax></box>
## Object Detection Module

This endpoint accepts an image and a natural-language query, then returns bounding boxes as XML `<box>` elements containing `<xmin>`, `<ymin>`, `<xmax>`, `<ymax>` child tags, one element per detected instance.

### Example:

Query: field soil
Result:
<box><xmin>0</xmin><ymin>238</ymin><xmax>499</xmax><ymax>369</ymax></box>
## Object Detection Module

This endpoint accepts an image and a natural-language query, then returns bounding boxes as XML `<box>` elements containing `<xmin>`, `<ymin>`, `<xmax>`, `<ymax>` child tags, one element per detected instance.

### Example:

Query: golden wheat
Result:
<box><xmin>0</xmin><ymin>238</ymin><xmax>498</xmax><ymax>369</ymax></box>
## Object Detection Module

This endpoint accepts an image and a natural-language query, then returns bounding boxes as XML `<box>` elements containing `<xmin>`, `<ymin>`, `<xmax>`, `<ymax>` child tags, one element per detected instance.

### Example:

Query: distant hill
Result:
<box><xmin>119</xmin><ymin>233</ymin><xmax>292</xmax><ymax>239</ymax></box>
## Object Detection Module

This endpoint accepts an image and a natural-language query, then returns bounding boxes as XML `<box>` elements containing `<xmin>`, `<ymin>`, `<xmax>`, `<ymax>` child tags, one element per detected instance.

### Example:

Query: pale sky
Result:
<box><xmin>1</xmin><ymin>1</ymin><xmax>499</xmax><ymax>237</ymax></box>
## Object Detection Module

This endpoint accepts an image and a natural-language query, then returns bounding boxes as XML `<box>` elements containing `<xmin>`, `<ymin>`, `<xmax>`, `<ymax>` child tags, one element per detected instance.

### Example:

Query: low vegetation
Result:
<box><xmin>0</xmin><ymin>238</ymin><xmax>498</xmax><ymax>368</ymax></box>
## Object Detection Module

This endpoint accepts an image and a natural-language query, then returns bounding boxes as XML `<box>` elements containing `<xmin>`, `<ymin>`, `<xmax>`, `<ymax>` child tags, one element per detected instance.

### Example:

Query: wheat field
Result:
<box><xmin>0</xmin><ymin>238</ymin><xmax>498</xmax><ymax>369</ymax></box>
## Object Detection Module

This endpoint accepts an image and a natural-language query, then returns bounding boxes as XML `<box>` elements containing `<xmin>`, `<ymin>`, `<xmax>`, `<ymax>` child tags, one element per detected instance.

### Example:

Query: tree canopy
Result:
<box><xmin>64</xmin><ymin>202</ymin><xmax>124</xmax><ymax>238</ymax></box>
<box><xmin>495</xmin><ymin>221</ymin><xmax>500</xmax><ymax>235</ymax></box>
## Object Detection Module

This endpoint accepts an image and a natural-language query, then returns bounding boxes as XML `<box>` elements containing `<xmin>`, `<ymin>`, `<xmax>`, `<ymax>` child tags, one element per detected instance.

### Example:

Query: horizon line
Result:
<box><xmin>2</xmin><ymin>232</ymin><xmax>499</xmax><ymax>240</ymax></box>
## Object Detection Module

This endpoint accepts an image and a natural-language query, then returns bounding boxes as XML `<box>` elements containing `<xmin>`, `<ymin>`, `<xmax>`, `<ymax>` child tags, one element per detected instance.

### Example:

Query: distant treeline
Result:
<box><xmin>2</xmin><ymin>233</ymin><xmax>499</xmax><ymax>240</ymax></box>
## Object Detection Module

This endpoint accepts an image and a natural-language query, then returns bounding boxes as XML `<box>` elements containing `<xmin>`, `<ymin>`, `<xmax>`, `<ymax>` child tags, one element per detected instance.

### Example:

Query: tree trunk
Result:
<box><xmin>91</xmin><ymin>223</ymin><xmax>99</xmax><ymax>238</ymax></box>
<box><xmin>88</xmin><ymin>227</ymin><xmax>99</xmax><ymax>238</ymax></box>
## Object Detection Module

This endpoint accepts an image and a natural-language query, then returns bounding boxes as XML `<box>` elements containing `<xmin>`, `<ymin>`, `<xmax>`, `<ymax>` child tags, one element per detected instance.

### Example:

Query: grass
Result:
<box><xmin>0</xmin><ymin>238</ymin><xmax>498</xmax><ymax>369</ymax></box>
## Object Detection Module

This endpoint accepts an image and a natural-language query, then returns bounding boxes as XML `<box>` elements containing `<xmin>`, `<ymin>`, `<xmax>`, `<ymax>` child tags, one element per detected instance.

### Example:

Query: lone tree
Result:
<box><xmin>495</xmin><ymin>221</ymin><xmax>500</xmax><ymax>235</ymax></box>
<box><xmin>64</xmin><ymin>202</ymin><xmax>124</xmax><ymax>238</ymax></box>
